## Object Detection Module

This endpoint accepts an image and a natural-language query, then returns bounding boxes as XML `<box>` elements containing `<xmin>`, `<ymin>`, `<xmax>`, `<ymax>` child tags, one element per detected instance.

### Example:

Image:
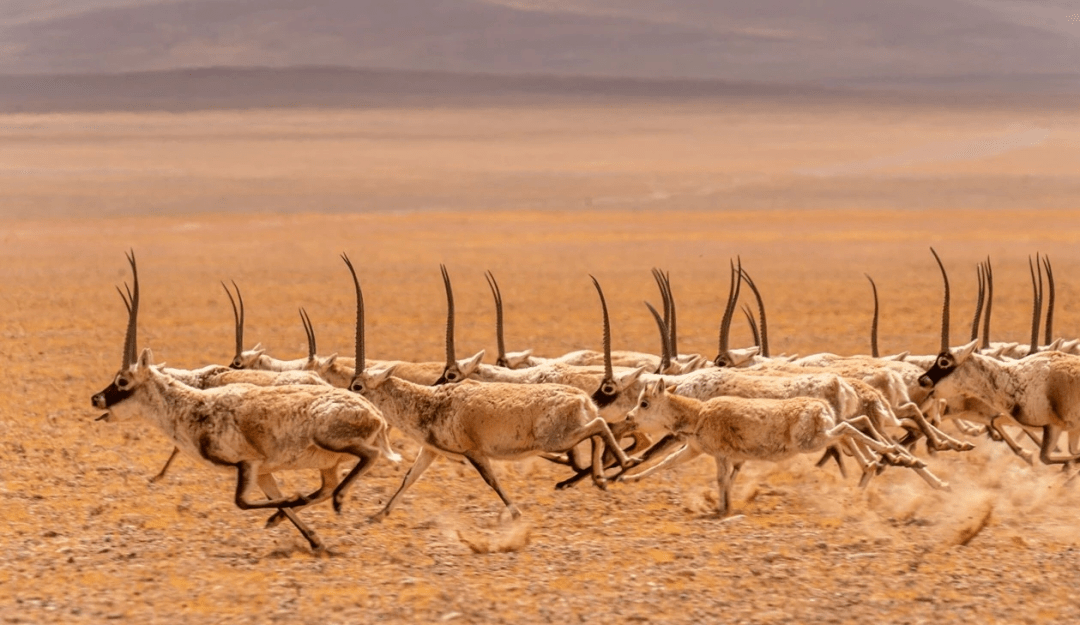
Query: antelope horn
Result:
<box><xmin>119</xmin><ymin>250</ymin><xmax>139</xmax><ymax>369</ymax></box>
<box><xmin>590</xmin><ymin>275</ymin><xmax>614</xmax><ymax>383</ymax></box>
<box><xmin>739</xmin><ymin>267</ymin><xmax>769</xmax><ymax>358</ymax></box>
<box><xmin>981</xmin><ymin>257</ymin><xmax>993</xmax><ymax>350</ymax></box>
<box><xmin>341</xmin><ymin>253</ymin><xmax>365</xmax><ymax>374</ymax></box>
<box><xmin>970</xmin><ymin>263</ymin><xmax>985</xmax><ymax>343</ymax></box>
<box><xmin>716</xmin><ymin>257</ymin><xmax>742</xmax><ymax>365</ymax></box>
<box><xmin>485</xmin><ymin>270</ymin><xmax>507</xmax><ymax>368</ymax></box>
<box><xmin>741</xmin><ymin>304</ymin><xmax>761</xmax><ymax>350</ymax></box>
<box><xmin>865</xmin><ymin>274</ymin><xmax>879</xmax><ymax>358</ymax></box>
<box><xmin>298</xmin><ymin>307</ymin><xmax>316</xmax><ymax>361</ymax></box>
<box><xmin>665</xmin><ymin>270</ymin><xmax>678</xmax><ymax>358</ymax></box>
<box><xmin>644</xmin><ymin>301</ymin><xmax>670</xmax><ymax>374</ymax></box>
<box><xmin>221</xmin><ymin>281</ymin><xmax>244</xmax><ymax>360</ymax></box>
<box><xmin>1027</xmin><ymin>254</ymin><xmax>1043</xmax><ymax>356</ymax></box>
<box><xmin>652</xmin><ymin>268</ymin><xmax>678</xmax><ymax>358</ymax></box>
<box><xmin>1042</xmin><ymin>255</ymin><xmax>1055</xmax><ymax>346</ymax></box>
<box><xmin>930</xmin><ymin>247</ymin><xmax>950</xmax><ymax>353</ymax></box>
<box><xmin>440</xmin><ymin>265</ymin><xmax>456</xmax><ymax>369</ymax></box>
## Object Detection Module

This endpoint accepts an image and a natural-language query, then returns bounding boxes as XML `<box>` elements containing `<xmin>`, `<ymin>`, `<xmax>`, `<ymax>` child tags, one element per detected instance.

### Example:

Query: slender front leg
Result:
<box><xmin>1038</xmin><ymin>424</ymin><xmax>1080</xmax><ymax>465</ymax></box>
<box><xmin>370</xmin><ymin>446</ymin><xmax>440</xmax><ymax>523</ymax></box>
<box><xmin>257</xmin><ymin>473</ymin><xmax>324</xmax><ymax>552</ymax></box>
<box><xmin>988</xmin><ymin>415</ymin><xmax>1035</xmax><ymax>465</ymax></box>
<box><xmin>463</xmin><ymin>453</ymin><xmax>521</xmax><ymax>519</ymax></box>
<box><xmin>149</xmin><ymin>447</ymin><xmax>181</xmax><ymax>483</ymax></box>
<box><xmin>713</xmin><ymin>455</ymin><xmax>735</xmax><ymax>517</ymax></box>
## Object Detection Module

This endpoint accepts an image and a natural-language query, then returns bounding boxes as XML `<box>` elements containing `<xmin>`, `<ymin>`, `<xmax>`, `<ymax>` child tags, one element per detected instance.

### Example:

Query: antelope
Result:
<box><xmin>339</xmin><ymin>255</ymin><xmax>638</xmax><ymax>521</ymax></box>
<box><xmin>617</xmin><ymin>380</ymin><xmax>917</xmax><ymax>516</ymax></box>
<box><xmin>92</xmin><ymin>252</ymin><xmax>399</xmax><ymax>552</ymax></box>
<box><xmin>112</xmin><ymin>279</ymin><xmax>332</xmax><ymax>483</ymax></box>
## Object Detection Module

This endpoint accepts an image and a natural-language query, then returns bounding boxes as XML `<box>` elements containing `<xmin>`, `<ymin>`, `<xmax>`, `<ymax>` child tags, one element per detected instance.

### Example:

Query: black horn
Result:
<box><xmin>930</xmin><ymin>247</ymin><xmax>950</xmax><ymax>353</ymax></box>
<box><xmin>341</xmin><ymin>253</ymin><xmax>365</xmax><ymax>377</ymax></box>
<box><xmin>865</xmin><ymin>274</ymin><xmax>879</xmax><ymax>358</ymax></box>
<box><xmin>485</xmin><ymin>270</ymin><xmax>508</xmax><ymax>368</ymax></box>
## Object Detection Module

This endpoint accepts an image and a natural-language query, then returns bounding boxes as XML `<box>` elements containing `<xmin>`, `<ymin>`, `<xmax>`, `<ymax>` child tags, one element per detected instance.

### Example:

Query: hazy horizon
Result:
<box><xmin>1</xmin><ymin>0</ymin><xmax>1077</xmax><ymax>92</ymax></box>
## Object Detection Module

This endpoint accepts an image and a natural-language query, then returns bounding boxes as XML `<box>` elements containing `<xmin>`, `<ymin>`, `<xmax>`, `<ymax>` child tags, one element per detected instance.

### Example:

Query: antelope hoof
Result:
<box><xmin>592</xmin><ymin>477</ymin><xmax>609</xmax><ymax>491</ymax></box>
<box><xmin>508</xmin><ymin>505</ymin><xmax>523</xmax><ymax>520</ymax></box>
<box><xmin>957</xmin><ymin>441</ymin><xmax>976</xmax><ymax>452</ymax></box>
<box><xmin>265</xmin><ymin>511</ymin><xmax>286</xmax><ymax>528</ymax></box>
<box><xmin>1020</xmin><ymin>450</ymin><xmax>1035</xmax><ymax>466</ymax></box>
<box><xmin>367</xmin><ymin>511</ymin><xmax>388</xmax><ymax>524</ymax></box>
<box><xmin>332</xmin><ymin>496</ymin><xmax>345</xmax><ymax>515</ymax></box>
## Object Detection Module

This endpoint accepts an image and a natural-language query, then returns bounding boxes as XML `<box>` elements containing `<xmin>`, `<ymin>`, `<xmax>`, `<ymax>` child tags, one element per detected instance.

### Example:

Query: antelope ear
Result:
<box><xmin>615</xmin><ymin>366</ymin><xmax>647</xmax><ymax>390</ymax></box>
<box><xmin>1047</xmin><ymin>338</ymin><xmax>1064</xmax><ymax>352</ymax></box>
<box><xmin>138</xmin><ymin>347</ymin><xmax>155</xmax><ymax>368</ymax></box>
<box><xmin>505</xmin><ymin>349</ymin><xmax>533</xmax><ymax>369</ymax></box>
<box><xmin>458</xmin><ymin>350</ymin><xmax>485</xmax><ymax>377</ymax></box>
<box><xmin>665</xmin><ymin>383</ymin><xmax>678</xmax><ymax>394</ymax></box>
<box><xmin>954</xmin><ymin>339</ymin><xmax>980</xmax><ymax>364</ymax></box>
<box><xmin>728</xmin><ymin>346</ymin><xmax>760</xmax><ymax>367</ymax></box>
<box><xmin>656</xmin><ymin>379</ymin><xmax>667</xmax><ymax>395</ymax></box>
<box><xmin>889</xmin><ymin>351</ymin><xmax>910</xmax><ymax>361</ymax></box>
<box><xmin>324</xmin><ymin>353</ymin><xmax>338</xmax><ymax>366</ymax></box>
<box><xmin>368</xmin><ymin>364</ymin><xmax>398</xmax><ymax>388</ymax></box>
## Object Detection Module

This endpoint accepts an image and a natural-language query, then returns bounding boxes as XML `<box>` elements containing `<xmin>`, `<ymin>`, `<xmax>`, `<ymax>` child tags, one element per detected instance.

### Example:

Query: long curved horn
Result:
<box><xmin>119</xmin><ymin>250</ymin><xmax>139</xmax><ymax>368</ymax></box>
<box><xmin>970</xmin><ymin>263</ymin><xmax>985</xmax><ymax>343</ymax></box>
<box><xmin>298</xmin><ymin>307</ymin><xmax>316</xmax><ymax>361</ymax></box>
<box><xmin>441</xmin><ymin>264</ymin><xmax>456</xmax><ymax>370</ymax></box>
<box><xmin>1027</xmin><ymin>254</ymin><xmax>1043</xmax><ymax>356</ymax></box>
<box><xmin>652</xmin><ymin>268</ymin><xmax>679</xmax><ymax>358</ymax></box>
<box><xmin>1043</xmin><ymin>255</ymin><xmax>1055</xmax><ymax>346</ymax></box>
<box><xmin>341</xmin><ymin>253</ymin><xmax>365</xmax><ymax>375</ymax></box>
<box><xmin>716</xmin><ymin>258</ymin><xmax>742</xmax><ymax>366</ymax></box>
<box><xmin>590</xmin><ymin>275</ymin><xmax>614</xmax><ymax>385</ymax></box>
<box><xmin>930</xmin><ymin>247</ymin><xmax>950</xmax><ymax>353</ymax></box>
<box><xmin>981</xmin><ymin>257</ymin><xmax>993</xmax><ymax>350</ymax></box>
<box><xmin>865</xmin><ymin>274</ymin><xmax>879</xmax><ymax>358</ymax></box>
<box><xmin>221</xmin><ymin>281</ymin><xmax>244</xmax><ymax>362</ymax></box>
<box><xmin>665</xmin><ymin>270</ymin><xmax>678</xmax><ymax>358</ymax></box>
<box><xmin>485</xmin><ymin>270</ymin><xmax>507</xmax><ymax>368</ymax></box>
<box><xmin>739</xmin><ymin>267</ymin><xmax>768</xmax><ymax>358</ymax></box>
<box><xmin>644</xmin><ymin>301</ymin><xmax>670</xmax><ymax>374</ymax></box>
<box><xmin>741</xmin><ymin>304</ymin><xmax>761</xmax><ymax>350</ymax></box>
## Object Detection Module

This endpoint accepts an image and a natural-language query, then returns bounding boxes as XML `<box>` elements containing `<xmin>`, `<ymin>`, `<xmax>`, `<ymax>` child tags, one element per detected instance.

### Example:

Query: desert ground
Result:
<box><xmin>3</xmin><ymin>100</ymin><xmax>1080</xmax><ymax>623</ymax></box>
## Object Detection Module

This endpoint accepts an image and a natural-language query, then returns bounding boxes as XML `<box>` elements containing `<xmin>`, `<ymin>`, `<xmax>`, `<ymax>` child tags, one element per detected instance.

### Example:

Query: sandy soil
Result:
<box><xmin>3</xmin><ymin>102</ymin><xmax>1080</xmax><ymax>624</ymax></box>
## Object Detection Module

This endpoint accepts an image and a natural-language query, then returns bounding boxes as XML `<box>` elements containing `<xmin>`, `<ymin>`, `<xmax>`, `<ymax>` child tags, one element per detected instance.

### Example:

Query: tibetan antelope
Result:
<box><xmin>92</xmin><ymin>252</ymin><xmax>399</xmax><ymax>551</ymax></box>
<box><xmin>339</xmin><ymin>255</ymin><xmax>638</xmax><ymax>520</ymax></box>
<box><xmin>619</xmin><ymin>380</ymin><xmax>913</xmax><ymax>516</ymax></box>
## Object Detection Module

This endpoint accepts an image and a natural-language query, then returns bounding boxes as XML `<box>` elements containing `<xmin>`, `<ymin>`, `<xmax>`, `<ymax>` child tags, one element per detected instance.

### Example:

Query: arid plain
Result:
<box><xmin>3</xmin><ymin>100</ymin><xmax>1080</xmax><ymax>623</ymax></box>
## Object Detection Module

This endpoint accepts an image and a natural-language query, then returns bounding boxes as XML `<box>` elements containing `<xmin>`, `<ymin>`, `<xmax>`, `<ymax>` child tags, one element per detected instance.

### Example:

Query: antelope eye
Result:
<box><xmin>446</xmin><ymin>372</ymin><xmax>458</xmax><ymax>381</ymax></box>
<box><xmin>937</xmin><ymin>357</ymin><xmax>950</xmax><ymax>368</ymax></box>
<box><xmin>350</xmin><ymin>382</ymin><xmax>363</xmax><ymax>393</ymax></box>
<box><xmin>640</xmin><ymin>401</ymin><xmax>649</xmax><ymax>409</ymax></box>
<box><xmin>117</xmin><ymin>377</ymin><xmax>130</xmax><ymax>387</ymax></box>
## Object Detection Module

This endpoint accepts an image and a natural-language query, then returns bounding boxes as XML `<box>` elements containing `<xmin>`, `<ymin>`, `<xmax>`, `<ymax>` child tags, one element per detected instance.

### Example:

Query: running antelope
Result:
<box><xmin>92</xmin><ymin>252</ymin><xmax>399</xmax><ymax>552</ymax></box>
<box><xmin>340</xmin><ymin>255</ymin><xmax>638</xmax><ymax>520</ymax></box>
<box><xmin>618</xmin><ymin>380</ymin><xmax>912</xmax><ymax>516</ymax></box>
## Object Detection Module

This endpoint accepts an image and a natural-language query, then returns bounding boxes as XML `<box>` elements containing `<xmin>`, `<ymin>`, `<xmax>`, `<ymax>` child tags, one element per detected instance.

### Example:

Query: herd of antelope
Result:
<box><xmin>91</xmin><ymin>249</ymin><xmax>1080</xmax><ymax>551</ymax></box>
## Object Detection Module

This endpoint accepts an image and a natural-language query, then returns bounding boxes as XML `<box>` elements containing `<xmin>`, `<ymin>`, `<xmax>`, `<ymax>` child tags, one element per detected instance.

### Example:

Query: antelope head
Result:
<box><xmin>92</xmin><ymin>251</ymin><xmax>157</xmax><ymax>422</ymax></box>
<box><xmin>433</xmin><ymin>265</ymin><xmax>485</xmax><ymax>385</ymax></box>
<box><xmin>590</xmin><ymin>275</ymin><xmax>645</xmax><ymax>408</ymax></box>
<box><xmin>715</xmin><ymin>258</ymin><xmax>759</xmax><ymax>368</ymax></box>
<box><xmin>918</xmin><ymin>248</ymin><xmax>975</xmax><ymax>388</ymax></box>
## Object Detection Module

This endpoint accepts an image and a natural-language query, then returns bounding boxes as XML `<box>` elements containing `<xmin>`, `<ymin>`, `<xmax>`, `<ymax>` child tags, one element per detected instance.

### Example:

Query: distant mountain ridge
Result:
<box><xmin>2</xmin><ymin>0</ymin><xmax>1078</xmax><ymax>84</ymax></box>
